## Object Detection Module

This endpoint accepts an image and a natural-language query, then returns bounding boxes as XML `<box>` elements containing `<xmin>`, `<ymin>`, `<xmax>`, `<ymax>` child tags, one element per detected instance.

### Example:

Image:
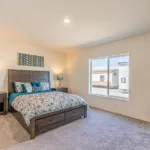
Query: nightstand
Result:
<box><xmin>51</xmin><ymin>88</ymin><xmax>68</xmax><ymax>93</ymax></box>
<box><xmin>0</xmin><ymin>93</ymin><xmax>7</xmax><ymax>115</ymax></box>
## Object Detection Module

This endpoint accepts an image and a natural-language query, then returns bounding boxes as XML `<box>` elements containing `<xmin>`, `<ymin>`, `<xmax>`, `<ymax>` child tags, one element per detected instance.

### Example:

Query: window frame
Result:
<box><xmin>89</xmin><ymin>53</ymin><xmax>130</xmax><ymax>101</ymax></box>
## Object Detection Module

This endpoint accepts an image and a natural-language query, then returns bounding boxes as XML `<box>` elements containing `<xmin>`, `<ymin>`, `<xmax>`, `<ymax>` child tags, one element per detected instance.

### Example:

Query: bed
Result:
<box><xmin>8</xmin><ymin>69</ymin><xmax>87</xmax><ymax>139</ymax></box>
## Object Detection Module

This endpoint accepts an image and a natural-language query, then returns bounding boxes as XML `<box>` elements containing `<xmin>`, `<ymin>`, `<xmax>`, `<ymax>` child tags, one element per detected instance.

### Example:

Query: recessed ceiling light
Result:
<box><xmin>63</xmin><ymin>17</ymin><xmax>71</xmax><ymax>24</ymax></box>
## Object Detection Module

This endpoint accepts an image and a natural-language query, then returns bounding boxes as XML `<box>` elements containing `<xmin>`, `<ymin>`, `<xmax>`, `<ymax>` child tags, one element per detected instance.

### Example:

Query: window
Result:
<box><xmin>114</xmin><ymin>72</ymin><xmax>117</xmax><ymax>76</ymax></box>
<box><xmin>121</xmin><ymin>78</ymin><xmax>126</xmax><ymax>83</ymax></box>
<box><xmin>100</xmin><ymin>75</ymin><xmax>105</xmax><ymax>82</ymax></box>
<box><xmin>89</xmin><ymin>54</ymin><xmax>130</xmax><ymax>100</ymax></box>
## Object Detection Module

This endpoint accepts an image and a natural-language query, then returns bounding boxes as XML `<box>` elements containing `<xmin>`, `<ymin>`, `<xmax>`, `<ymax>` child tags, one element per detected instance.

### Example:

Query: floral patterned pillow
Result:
<box><xmin>22</xmin><ymin>83</ymin><xmax>33</xmax><ymax>93</ymax></box>
<box><xmin>40</xmin><ymin>82</ymin><xmax>50</xmax><ymax>91</ymax></box>
<box><xmin>14</xmin><ymin>82</ymin><xmax>24</xmax><ymax>93</ymax></box>
<box><xmin>14</xmin><ymin>82</ymin><xmax>33</xmax><ymax>93</ymax></box>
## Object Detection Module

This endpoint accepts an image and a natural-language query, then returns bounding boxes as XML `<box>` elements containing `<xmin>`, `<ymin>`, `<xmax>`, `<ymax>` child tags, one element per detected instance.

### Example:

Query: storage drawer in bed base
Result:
<box><xmin>10</xmin><ymin>105</ymin><xmax>87</xmax><ymax>140</ymax></box>
<box><xmin>33</xmin><ymin>106</ymin><xmax>87</xmax><ymax>137</ymax></box>
<box><xmin>35</xmin><ymin>113</ymin><xmax>65</xmax><ymax>134</ymax></box>
<box><xmin>65</xmin><ymin>107</ymin><xmax>85</xmax><ymax>122</ymax></box>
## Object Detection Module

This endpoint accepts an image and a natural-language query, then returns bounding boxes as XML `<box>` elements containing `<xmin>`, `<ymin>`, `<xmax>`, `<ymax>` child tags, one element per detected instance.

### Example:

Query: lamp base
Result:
<box><xmin>58</xmin><ymin>80</ymin><xmax>62</xmax><ymax>88</ymax></box>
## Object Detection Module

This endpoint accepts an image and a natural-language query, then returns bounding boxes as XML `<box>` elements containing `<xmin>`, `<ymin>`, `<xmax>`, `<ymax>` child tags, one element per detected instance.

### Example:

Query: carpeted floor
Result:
<box><xmin>1</xmin><ymin>108</ymin><xmax>150</xmax><ymax>150</ymax></box>
<box><xmin>0</xmin><ymin>113</ymin><xmax>30</xmax><ymax>150</ymax></box>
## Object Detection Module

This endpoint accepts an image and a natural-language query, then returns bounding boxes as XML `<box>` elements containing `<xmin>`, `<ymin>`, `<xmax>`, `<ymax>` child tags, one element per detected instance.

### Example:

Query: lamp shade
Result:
<box><xmin>57</xmin><ymin>74</ymin><xmax>63</xmax><ymax>80</ymax></box>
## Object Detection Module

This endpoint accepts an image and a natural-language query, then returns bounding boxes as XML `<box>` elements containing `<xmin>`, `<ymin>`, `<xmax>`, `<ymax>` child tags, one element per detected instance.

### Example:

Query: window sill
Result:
<box><xmin>89</xmin><ymin>93</ymin><xmax>129</xmax><ymax>102</ymax></box>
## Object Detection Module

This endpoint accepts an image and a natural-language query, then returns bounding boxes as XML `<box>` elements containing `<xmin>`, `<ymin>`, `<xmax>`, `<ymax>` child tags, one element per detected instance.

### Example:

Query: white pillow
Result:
<box><xmin>40</xmin><ymin>82</ymin><xmax>50</xmax><ymax>91</ymax></box>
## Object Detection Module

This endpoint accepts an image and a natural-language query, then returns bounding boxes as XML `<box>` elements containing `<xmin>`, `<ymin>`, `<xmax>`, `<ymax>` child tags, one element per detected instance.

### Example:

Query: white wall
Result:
<box><xmin>0</xmin><ymin>26</ymin><xmax>67</xmax><ymax>92</ymax></box>
<box><xmin>67</xmin><ymin>32</ymin><xmax>150</xmax><ymax>122</ymax></box>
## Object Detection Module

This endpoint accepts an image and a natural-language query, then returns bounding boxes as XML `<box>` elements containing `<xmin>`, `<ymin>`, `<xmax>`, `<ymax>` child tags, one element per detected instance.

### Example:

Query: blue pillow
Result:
<box><xmin>21</xmin><ymin>84</ymin><xmax>27</xmax><ymax>93</ymax></box>
<box><xmin>31</xmin><ymin>82</ymin><xmax>41</xmax><ymax>87</ymax></box>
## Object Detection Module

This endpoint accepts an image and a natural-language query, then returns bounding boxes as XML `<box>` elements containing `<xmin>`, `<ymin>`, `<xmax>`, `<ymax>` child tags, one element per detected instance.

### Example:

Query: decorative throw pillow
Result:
<box><xmin>32</xmin><ymin>86</ymin><xmax>43</xmax><ymax>92</ymax></box>
<box><xmin>40</xmin><ymin>82</ymin><xmax>50</xmax><ymax>91</ymax></box>
<box><xmin>14</xmin><ymin>82</ymin><xmax>24</xmax><ymax>93</ymax></box>
<box><xmin>14</xmin><ymin>82</ymin><xmax>33</xmax><ymax>93</ymax></box>
<box><xmin>31</xmin><ymin>82</ymin><xmax>41</xmax><ymax>87</ymax></box>
<box><xmin>21</xmin><ymin>83</ymin><xmax>33</xmax><ymax>93</ymax></box>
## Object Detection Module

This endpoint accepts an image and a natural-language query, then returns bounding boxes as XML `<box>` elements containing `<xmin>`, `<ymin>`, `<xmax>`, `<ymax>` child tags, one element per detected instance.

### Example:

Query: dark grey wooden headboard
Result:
<box><xmin>8</xmin><ymin>69</ymin><xmax>50</xmax><ymax>93</ymax></box>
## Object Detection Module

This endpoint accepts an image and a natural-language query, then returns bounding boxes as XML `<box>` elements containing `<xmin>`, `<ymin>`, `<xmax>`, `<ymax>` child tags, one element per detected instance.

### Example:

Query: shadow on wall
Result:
<box><xmin>0</xmin><ymin>63</ymin><xmax>7</xmax><ymax>92</ymax></box>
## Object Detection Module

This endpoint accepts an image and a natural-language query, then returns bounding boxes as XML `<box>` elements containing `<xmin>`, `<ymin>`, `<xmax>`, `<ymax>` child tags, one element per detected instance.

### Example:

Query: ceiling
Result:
<box><xmin>0</xmin><ymin>0</ymin><xmax>150</xmax><ymax>52</ymax></box>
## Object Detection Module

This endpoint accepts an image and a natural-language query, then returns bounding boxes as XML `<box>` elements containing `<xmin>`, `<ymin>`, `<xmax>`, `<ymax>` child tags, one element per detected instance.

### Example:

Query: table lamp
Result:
<box><xmin>57</xmin><ymin>74</ymin><xmax>63</xmax><ymax>88</ymax></box>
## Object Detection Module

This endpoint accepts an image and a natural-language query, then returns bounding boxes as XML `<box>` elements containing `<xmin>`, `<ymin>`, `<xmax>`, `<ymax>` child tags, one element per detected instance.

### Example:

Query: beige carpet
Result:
<box><xmin>1</xmin><ymin>109</ymin><xmax>150</xmax><ymax>150</ymax></box>
<box><xmin>0</xmin><ymin>113</ymin><xmax>29</xmax><ymax>149</ymax></box>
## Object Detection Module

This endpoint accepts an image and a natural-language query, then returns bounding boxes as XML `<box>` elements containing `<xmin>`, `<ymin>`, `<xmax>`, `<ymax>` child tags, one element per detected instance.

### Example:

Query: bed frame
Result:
<box><xmin>8</xmin><ymin>69</ymin><xmax>87</xmax><ymax>139</ymax></box>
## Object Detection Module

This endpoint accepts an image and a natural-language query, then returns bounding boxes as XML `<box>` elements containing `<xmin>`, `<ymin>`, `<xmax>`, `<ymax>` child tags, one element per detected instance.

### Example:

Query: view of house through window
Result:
<box><xmin>100</xmin><ymin>75</ymin><xmax>105</xmax><ymax>82</ymax></box>
<box><xmin>90</xmin><ymin>54</ymin><xmax>129</xmax><ymax>100</ymax></box>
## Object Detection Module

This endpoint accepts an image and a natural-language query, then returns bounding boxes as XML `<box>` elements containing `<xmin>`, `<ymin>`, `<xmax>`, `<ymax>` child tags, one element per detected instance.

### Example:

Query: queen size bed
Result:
<box><xmin>8</xmin><ymin>69</ymin><xmax>88</xmax><ymax>139</ymax></box>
